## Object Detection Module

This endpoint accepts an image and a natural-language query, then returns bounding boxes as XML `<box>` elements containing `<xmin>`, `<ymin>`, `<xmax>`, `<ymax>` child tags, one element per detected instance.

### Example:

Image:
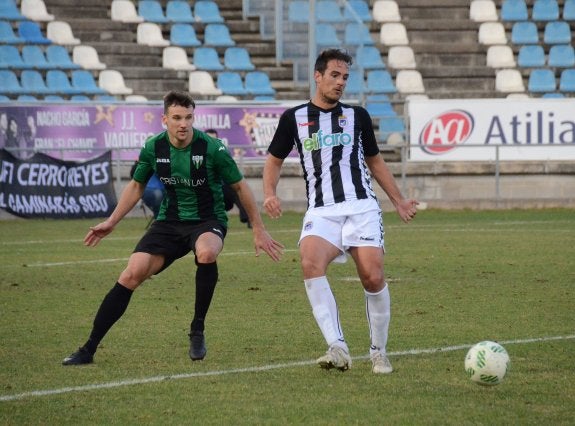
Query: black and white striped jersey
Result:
<box><xmin>268</xmin><ymin>101</ymin><xmax>380</xmax><ymax>208</ymax></box>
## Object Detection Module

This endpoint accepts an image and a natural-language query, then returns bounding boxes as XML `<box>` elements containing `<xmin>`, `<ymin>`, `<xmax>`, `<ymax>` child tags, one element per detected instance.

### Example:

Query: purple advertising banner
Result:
<box><xmin>0</xmin><ymin>104</ymin><xmax>290</xmax><ymax>161</ymax></box>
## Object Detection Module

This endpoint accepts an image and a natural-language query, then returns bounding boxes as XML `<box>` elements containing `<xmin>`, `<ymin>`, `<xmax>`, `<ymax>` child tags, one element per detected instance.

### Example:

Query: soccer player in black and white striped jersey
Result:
<box><xmin>263</xmin><ymin>49</ymin><xmax>418</xmax><ymax>374</ymax></box>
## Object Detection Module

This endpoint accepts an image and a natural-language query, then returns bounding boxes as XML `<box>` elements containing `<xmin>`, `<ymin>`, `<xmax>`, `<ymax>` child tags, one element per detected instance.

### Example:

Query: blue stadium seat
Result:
<box><xmin>17</xmin><ymin>94</ymin><xmax>39</xmax><ymax>101</ymax></box>
<box><xmin>517</xmin><ymin>45</ymin><xmax>546</xmax><ymax>67</ymax></box>
<box><xmin>511</xmin><ymin>22</ymin><xmax>539</xmax><ymax>44</ymax></box>
<box><xmin>541</xmin><ymin>92</ymin><xmax>564</xmax><ymax>98</ymax></box>
<box><xmin>559</xmin><ymin>69</ymin><xmax>575</xmax><ymax>92</ymax></box>
<box><xmin>46</xmin><ymin>45</ymin><xmax>80</xmax><ymax>69</ymax></box>
<box><xmin>71</xmin><ymin>70</ymin><xmax>107</xmax><ymax>95</ymax></box>
<box><xmin>316</xmin><ymin>0</ymin><xmax>345</xmax><ymax>22</ymax></box>
<box><xmin>379</xmin><ymin>117</ymin><xmax>405</xmax><ymax>141</ymax></box>
<box><xmin>365</xmin><ymin>101</ymin><xmax>395</xmax><ymax>119</ymax></box>
<box><xmin>216</xmin><ymin>72</ymin><xmax>247</xmax><ymax>95</ymax></box>
<box><xmin>18</xmin><ymin>21</ymin><xmax>52</xmax><ymax>44</ymax></box>
<box><xmin>0</xmin><ymin>95</ymin><xmax>10</xmax><ymax>102</ymax></box>
<box><xmin>315</xmin><ymin>24</ymin><xmax>340</xmax><ymax>46</ymax></box>
<box><xmin>20</xmin><ymin>70</ymin><xmax>52</xmax><ymax>95</ymax></box>
<box><xmin>532</xmin><ymin>0</ymin><xmax>559</xmax><ymax>21</ymax></box>
<box><xmin>138</xmin><ymin>0</ymin><xmax>169</xmax><ymax>23</ymax></box>
<box><xmin>194</xmin><ymin>1</ymin><xmax>224</xmax><ymax>23</ymax></box>
<box><xmin>170</xmin><ymin>24</ymin><xmax>201</xmax><ymax>47</ymax></box>
<box><xmin>204</xmin><ymin>24</ymin><xmax>235</xmax><ymax>47</ymax></box>
<box><xmin>193</xmin><ymin>47</ymin><xmax>224</xmax><ymax>70</ymax></box>
<box><xmin>564</xmin><ymin>0</ymin><xmax>575</xmax><ymax>20</ymax></box>
<box><xmin>501</xmin><ymin>0</ymin><xmax>528</xmax><ymax>21</ymax></box>
<box><xmin>343</xmin><ymin>0</ymin><xmax>372</xmax><ymax>22</ymax></box>
<box><xmin>70</xmin><ymin>95</ymin><xmax>92</xmax><ymax>101</ymax></box>
<box><xmin>165</xmin><ymin>1</ymin><xmax>194</xmax><ymax>23</ymax></box>
<box><xmin>343</xmin><ymin>70</ymin><xmax>366</xmax><ymax>95</ymax></box>
<box><xmin>22</xmin><ymin>45</ymin><xmax>52</xmax><ymax>69</ymax></box>
<box><xmin>0</xmin><ymin>70</ymin><xmax>26</xmax><ymax>94</ymax></box>
<box><xmin>344</xmin><ymin>22</ymin><xmax>374</xmax><ymax>45</ymax></box>
<box><xmin>0</xmin><ymin>21</ymin><xmax>24</xmax><ymax>43</ymax></box>
<box><xmin>548</xmin><ymin>45</ymin><xmax>575</xmax><ymax>67</ymax></box>
<box><xmin>224</xmin><ymin>47</ymin><xmax>255</xmax><ymax>71</ymax></box>
<box><xmin>245</xmin><ymin>71</ymin><xmax>276</xmax><ymax>96</ymax></box>
<box><xmin>0</xmin><ymin>0</ymin><xmax>26</xmax><ymax>20</ymax></box>
<box><xmin>288</xmin><ymin>1</ymin><xmax>309</xmax><ymax>23</ymax></box>
<box><xmin>44</xmin><ymin>94</ymin><xmax>65</xmax><ymax>101</ymax></box>
<box><xmin>527</xmin><ymin>69</ymin><xmax>556</xmax><ymax>92</ymax></box>
<box><xmin>366</xmin><ymin>70</ymin><xmax>397</xmax><ymax>93</ymax></box>
<box><xmin>46</xmin><ymin>70</ymin><xmax>83</xmax><ymax>95</ymax></box>
<box><xmin>356</xmin><ymin>46</ymin><xmax>385</xmax><ymax>69</ymax></box>
<box><xmin>543</xmin><ymin>21</ymin><xmax>572</xmax><ymax>44</ymax></box>
<box><xmin>0</xmin><ymin>45</ymin><xmax>28</xmax><ymax>69</ymax></box>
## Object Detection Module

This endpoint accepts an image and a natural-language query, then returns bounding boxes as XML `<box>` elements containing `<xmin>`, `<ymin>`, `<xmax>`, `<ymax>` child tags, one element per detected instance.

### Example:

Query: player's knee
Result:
<box><xmin>361</xmin><ymin>270</ymin><xmax>385</xmax><ymax>292</ymax></box>
<box><xmin>195</xmin><ymin>248</ymin><xmax>218</xmax><ymax>264</ymax></box>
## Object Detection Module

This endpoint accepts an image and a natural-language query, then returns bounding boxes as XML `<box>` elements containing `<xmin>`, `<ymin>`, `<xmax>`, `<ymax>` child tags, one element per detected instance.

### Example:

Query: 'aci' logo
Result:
<box><xmin>419</xmin><ymin>110</ymin><xmax>474</xmax><ymax>154</ymax></box>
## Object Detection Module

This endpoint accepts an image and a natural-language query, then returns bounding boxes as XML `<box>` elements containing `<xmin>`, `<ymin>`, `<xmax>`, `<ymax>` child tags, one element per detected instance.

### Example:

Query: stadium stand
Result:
<box><xmin>343</xmin><ymin>0</ymin><xmax>373</xmax><ymax>22</ymax></box>
<box><xmin>501</xmin><ymin>0</ymin><xmax>528</xmax><ymax>21</ymax></box>
<box><xmin>245</xmin><ymin>71</ymin><xmax>276</xmax><ymax>96</ymax></box>
<box><xmin>73</xmin><ymin>45</ymin><xmax>107</xmax><ymax>70</ymax></box>
<box><xmin>204</xmin><ymin>23</ymin><xmax>236</xmax><ymax>47</ymax></box>
<box><xmin>21</xmin><ymin>0</ymin><xmax>55</xmax><ymax>22</ymax></box>
<box><xmin>356</xmin><ymin>46</ymin><xmax>386</xmax><ymax>69</ymax></box>
<box><xmin>136</xmin><ymin>22</ymin><xmax>170</xmax><ymax>47</ymax></box>
<box><xmin>47</xmin><ymin>21</ymin><xmax>81</xmax><ymax>45</ymax></box>
<box><xmin>0</xmin><ymin>21</ymin><xmax>25</xmax><ymax>43</ymax></box>
<box><xmin>165</xmin><ymin>1</ymin><xmax>195</xmax><ymax>24</ymax></box>
<box><xmin>548</xmin><ymin>45</ymin><xmax>575</xmax><ymax>68</ymax></box>
<box><xmin>0</xmin><ymin>0</ymin><xmax>26</xmax><ymax>21</ymax></box>
<box><xmin>224</xmin><ymin>47</ymin><xmax>256</xmax><ymax>71</ymax></box>
<box><xmin>372</xmin><ymin>0</ymin><xmax>401</xmax><ymax>22</ymax></box>
<box><xmin>46</xmin><ymin>45</ymin><xmax>79</xmax><ymax>69</ymax></box>
<box><xmin>170</xmin><ymin>24</ymin><xmax>202</xmax><ymax>47</ymax></box>
<box><xmin>387</xmin><ymin>46</ymin><xmax>416</xmax><ymax>69</ymax></box>
<box><xmin>216</xmin><ymin>72</ymin><xmax>248</xmax><ymax>96</ymax></box>
<box><xmin>18</xmin><ymin>21</ymin><xmax>52</xmax><ymax>44</ymax></box>
<box><xmin>162</xmin><ymin>46</ymin><xmax>196</xmax><ymax>71</ymax></box>
<box><xmin>110</xmin><ymin>0</ymin><xmax>144</xmax><ymax>23</ymax></box>
<box><xmin>0</xmin><ymin>45</ymin><xmax>28</xmax><ymax>69</ymax></box>
<box><xmin>138</xmin><ymin>0</ymin><xmax>169</xmax><ymax>24</ymax></box>
<box><xmin>188</xmin><ymin>71</ymin><xmax>223</xmax><ymax>97</ymax></box>
<box><xmin>22</xmin><ymin>45</ymin><xmax>53</xmax><ymax>69</ymax></box>
<box><xmin>517</xmin><ymin>45</ymin><xmax>546</xmax><ymax>68</ymax></box>
<box><xmin>486</xmin><ymin>45</ymin><xmax>516</xmax><ymax>68</ymax></box>
<box><xmin>469</xmin><ymin>0</ymin><xmax>498</xmax><ymax>22</ymax></box>
<box><xmin>98</xmin><ymin>69</ymin><xmax>133</xmax><ymax>95</ymax></box>
<box><xmin>527</xmin><ymin>68</ymin><xmax>557</xmax><ymax>93</ymax></box>
<box><xmin>194</xmin><ymin>1</ymin><xmax>225</xmax><ymax>23</ymax></box>
<box><xmin>532</xmin><ymin>0</ymin><xmax>560</xmax><ymax>21</ymax></box>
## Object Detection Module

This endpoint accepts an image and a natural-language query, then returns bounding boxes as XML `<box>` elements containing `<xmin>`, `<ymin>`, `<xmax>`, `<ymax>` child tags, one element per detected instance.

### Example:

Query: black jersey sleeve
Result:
<box><xmin>268</xmin><ymin>108</ymin><xmax>297</xmax><ymax>159</ymax></box>
<box><xmin>356</xmin><ymin>106</ymin><xmax>380</xmax><ymax>157</ymax></box>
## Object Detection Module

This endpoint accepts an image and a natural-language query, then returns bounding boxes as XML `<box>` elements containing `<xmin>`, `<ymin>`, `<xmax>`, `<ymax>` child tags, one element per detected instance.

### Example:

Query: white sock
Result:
<box><xmin>365</xmin><ymin>284</ymin><xmax>391</xmax><ymax>356</ymax></box>
<box><xmin>304</xmin><ymin>276</ymin><xmax>348</xmax><ymax>351</ymax></box>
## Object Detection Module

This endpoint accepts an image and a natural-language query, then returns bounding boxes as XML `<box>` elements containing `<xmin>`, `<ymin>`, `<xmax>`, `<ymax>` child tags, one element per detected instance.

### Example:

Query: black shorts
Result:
<box><xmin>134</xmin><ymin>220</ymin><xmax>227</xmax><ymax>273</ymax></box>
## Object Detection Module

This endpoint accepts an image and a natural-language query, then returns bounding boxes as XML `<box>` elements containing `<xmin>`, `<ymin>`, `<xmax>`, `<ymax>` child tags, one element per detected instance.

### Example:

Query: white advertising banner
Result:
<box><xmin>408</xmin><ymin>99</ymin><xmax>575</xmax><ymax>161</ymax></box>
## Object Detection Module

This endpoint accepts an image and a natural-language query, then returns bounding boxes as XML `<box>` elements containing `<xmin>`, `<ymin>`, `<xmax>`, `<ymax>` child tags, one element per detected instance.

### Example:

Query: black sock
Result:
<box><xmin>190</xmin><ymin>262</ymin><xmax>218</xmax><ymax>334</ymax></box>
<box><xmin>82</xmin><ymin>282</ymin><xmax>133</xmax><ymax>355</ymax></box>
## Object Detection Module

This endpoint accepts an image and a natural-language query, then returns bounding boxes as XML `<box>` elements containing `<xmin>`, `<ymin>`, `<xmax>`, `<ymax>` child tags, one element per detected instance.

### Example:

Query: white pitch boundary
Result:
<box><xmin>1</xmin><ymin>335</ymin><xmax>573</xmax><ymax>403</ymax></box>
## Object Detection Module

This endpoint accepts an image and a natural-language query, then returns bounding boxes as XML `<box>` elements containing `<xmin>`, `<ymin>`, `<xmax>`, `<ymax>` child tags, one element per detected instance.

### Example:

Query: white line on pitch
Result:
<box><xmin>1</xmin><ymin>335</ymin><xmax>573</xmax><ymax>403</ymax></box>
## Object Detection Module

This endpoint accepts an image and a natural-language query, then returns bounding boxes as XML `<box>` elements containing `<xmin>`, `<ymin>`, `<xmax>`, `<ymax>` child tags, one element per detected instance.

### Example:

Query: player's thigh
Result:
<box><xmin>194</xmin><ymin>231</ymin><xmax>224</xmax><ymax>263</ymax></box>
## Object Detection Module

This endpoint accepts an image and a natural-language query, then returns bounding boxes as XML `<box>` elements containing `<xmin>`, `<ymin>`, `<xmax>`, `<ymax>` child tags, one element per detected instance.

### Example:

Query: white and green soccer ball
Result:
<box><xmin>464</xmin><ymin>341</ymin><xmax>510</xmax><ymax>386</ymax></box>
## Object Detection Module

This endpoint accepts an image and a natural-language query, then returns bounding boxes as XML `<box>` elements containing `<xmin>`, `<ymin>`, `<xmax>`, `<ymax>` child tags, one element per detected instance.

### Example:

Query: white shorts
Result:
<box><xmin>299</xmin><ymin>199</ymin><xmax>384</xmax><ymax>263</ymax></box>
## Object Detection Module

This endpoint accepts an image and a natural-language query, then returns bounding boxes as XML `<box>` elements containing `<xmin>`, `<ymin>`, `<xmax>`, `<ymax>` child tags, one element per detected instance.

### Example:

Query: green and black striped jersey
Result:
<box><xmin>132</xmin><ymin>129</ymin><xmax>243</xmax><ymax>224</ymax></box>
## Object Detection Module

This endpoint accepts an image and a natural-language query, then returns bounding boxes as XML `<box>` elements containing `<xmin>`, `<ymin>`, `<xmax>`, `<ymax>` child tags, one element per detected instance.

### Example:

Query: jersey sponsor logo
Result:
<box><xmin>156</xmin><ymin>158</ymin><xmax>170</xmax><ymax>163</ymax></box>
<box><xmin>192</xmin><ymin>155</ymin><xmax>204</xmax><ymax>169</ymax></box>
<box><xmin>419</xmin><ymin>110</ymin><xmax>474</xmax><ymax>155</ymax></box>
<box><xmin>298</xmin><ymin>121</ymin><xmax>316</xmax><ymax>127</ymax></box>
<box><xmin>302</xmin><ymin>130</ymin><xmax>353</xmax><ymax>152</ymax></box>
<box><xmin>160</xmin><ymin>176</ymin><xmax>206</xmax><ymax>187</ymax></box>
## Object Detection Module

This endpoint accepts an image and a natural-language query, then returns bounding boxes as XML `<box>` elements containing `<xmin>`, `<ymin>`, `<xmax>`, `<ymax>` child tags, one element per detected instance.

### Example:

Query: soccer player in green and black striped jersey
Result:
<box><xmin>63</xmin><ymin>91</ymin><xmax>283</xmax><ymax>366</ymax></box>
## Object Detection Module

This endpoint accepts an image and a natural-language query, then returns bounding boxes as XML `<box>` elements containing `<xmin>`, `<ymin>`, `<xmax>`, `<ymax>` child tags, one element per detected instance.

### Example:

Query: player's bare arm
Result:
<box><xmin>262</xmin><ymin>154</ymin><xmax>285</xmax><ymax>219</ymax></box>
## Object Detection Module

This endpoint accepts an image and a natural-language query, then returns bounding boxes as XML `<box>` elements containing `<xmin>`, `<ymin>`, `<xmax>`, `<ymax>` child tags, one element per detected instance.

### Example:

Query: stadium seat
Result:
<box><xmin>111</xmin><ymin>0</ymin><xmax>144</xmax><ymax>23</ymax></box>
<box><xmin>166</xmin><ymin>1</ymin><xmax>194</xmax><ymax>23</ymax></box>
<box><xmin>0</xmin><ymin>70</ymin><xmax>26</xmax><ymax>94</ymax></box>
<box><xmin>0</xmin><ymin>21</ymin><xmax>24</xmax><ymax>44</ymax></box>
<box><xmin>356</xmin><ymin>46</ymin><xmax>386</xmax><ymax>69</ymax></box>
<box><xmin>73</xmin><ymin>45</ymin><xmax>106</xmax><ymax>70</ymax></box>
<box><xmin>245</xmin><ymin>71</ymin><xmax>276</xmax><ymax>96</ymax></box>
<box><xmin>469</xmin><ymin>0</ymin><xmax>498</xmax><ymax>22</ymax></box>
<box><xmin>495</xmin><ymin>69</ymin><xmax>525</xmax><ymax>92</ymax></box>
<box><xmin>0</xmin><ymin>95</ymin><xmax>9</xmax><ymax>102</ymax></box>
<box><xmin>71</xmin><ymin>70</ymin><xmax>107</xmax><ymax>94</ymax></box>
<box><xmin>478</xmin><ymin>22</ymin><xmax>507</xmax><ymax>45</ymax></box>
<box><xmin>365</xmin><ymin>101</ymin><xmax>395</xmax><ymax>119</ymax></box>
<box><xmin>46</xmin><ymin>45</ymin><xmax>80</xmax><ymax>69</ymax></box>
<box><xmin>387</xmin><ymin>46</ymin><xmax>416</xmax><ymax>69</ymax></box>
<box><xmin>343</xmin><ymin>69</ymin><xmax>366</xmax><ymax>95</ymax></box>
<box><xmin>46</xmin><ymin>69</ymin><xmax>82</xmax><ymax>95</ymax></box>
<box><xmin>500</xmin><ymin>0</ymin><xmax>528</xmax><ymax>21</ymax></box>
<box><xmin>511</xmin><ymin>22</ymin><xmax>539</xmax><ymax>44</ymax></box>
<box><xmin>344</xmin><ymin>22</ymin><xmax>374</xmax><ymax>45</ymax></box>
<box><xmin>216</xmin><ymin>72</ymin><xmax>247</xmax><ymax>96</ymax></box>
<box><xmin>98</xmin><ymin>70</ymin><xmax>133</xmax><ymax>95</ymax></box>
<box><xmin>0</xmin><ymin>0</ymin><xmax>26</xmax><ymax>20</ymax></box>
<box><xmin>170</xmin><ymin>24</ymin><xmax>201</xmax><ymax>47</ymax></box>
<box><xmin>316</xmin><ymin>1</ymin><xmax>345</xmax><ymax>22</ymax></box>
<box><xmin>527</xmin><ymin>69</ymin><xmax>556</xmax><ymax>92</ymax></box>
<box><xmin>0</xmin><ymin>45</ymin><xmax>28</xmax><ymax>69</ymax></box>
<box><xmin>215</xmin><ymin>95</ymin><xmax>238</xmax><ymax>102</ymax></box>
<box><xmin>486</xmin><ymin>45</ymin><xmax>516</xmax><ymax>68</ymax></box>
<box><xmin>22</xmin><ymin>45</ymin><xmax>53</xmax><ymax>69</ymax></box>
<box><xmin>138</xmin><ymin>0</ymin><xmax>169</xmax><ymax>24</ymax></box>
<box><xmin>559</xmin><ymin>69</ymin><xmax>575</xmax><ymax>92</ymax></box>
<box><xmin>21</xmin><ymin>0</ymin><xmax>54</xmax><ymax>21</ymax></box>
<box><xmin>17</xmin><ymin>94</ymin><xmax>39</xmax><ymax>101</ymax></box>
<box><xmin>224</xmin><ymin>47</ymin><xmax>255</xmax><ymax>71</ymax></box>
<box><xmin>188</xmin><ymin>71</ymin><xmax>222</xmax><ymax>96</ymax></box>
<box><xmin>204</xmin><ymin>24</ymin><xmax>235</xmax><ymax>47</ymax></box>
<box><xmin>70</xmin><ymin>95</ymin><xmax>91</xmax><ymax>101</ymax></box>
<box><xmin>125</xmin><ymin>94</ymin><xmax>148</xmax><ymax>102</ymax></box>
<box><xmin>193</xmin><ymin>47</ymin><xmax>224</xmax><ymax>70</ymax></box>
<box><xmin>532</xmin><ymin>0</ymin><xmax>559</xmax><ymax>21</ymax></box>
<box><xmin>44</xmin><ymin>94</ymin><xmax>65</xmax><ymax>101</ymax></box>
<box><xmin>541</xmin><ymin>92</ymin><xmax>564</xmax><ymax>98</ymax></box>
<box><xmin>564</xmin><ymin>0</ymin><xmax>575</xmax><ymax>20</ymax></box>
<box><xmin>548</xmin><ymin>45</ymin><xmax>575</xmax><ymax>68</ymax></box>
<box><xmin>378</xmin><ymin>117</ymin><xmax>405</xmax><ymax>142</ymax></box>
<box><xmin>366</xmin><ymin>69</ymin><xmax>397</xmax><ymax>93</ymax></box>
<box><xmin>517</xmin><ymin>45</ymin><xmax>546</xmax><ymax>68</ymax></box>
<box><xmin>288</xmin><ymin>1</ymin><xmax>309</xmax><ymax>23</ymax></box>
<box><xmin>315</xmin><ymin>24</ymin><xmax>341</xmax><ymax>46</ymax></box>
<box><xmin>343</xmin><ymin>0</ymin><xmax>372</xmax><ymax>22</ymax></box>
<box><xmin>47</xmin><ymin>21</ymin><xmax>81</xmax><ymax>45</ymax></box>
<box><xmin>18</xmin><ymin>21</ymin><xmax>52</xmax><ymax>44</ymax></box>
<box><xmin>373</xmin><ymin>0</ymin><xmax>401</xmax><ymax>22</ymax></box>
<box><xmin>543</xmin><ymin>21</ymin><xmax>572</xmax><ymax>44</ymax></box>
<box><xmin>194</xmin><ymin>1</ymin><xmax>224</xmax><ymax>23</ymax></box>
<box><xmin>20</xmin><ymin>70</ymin><xmax>52</xmax><ymax>95</ymax></box>
<box><xmin>162</xmin><ymin>46</ymin><xmax>196</xmax><ymax>71</ymax></box>
<box><xmin>379</xmin><ymin>23</ymin><xmax>408</xmax><ymax>45</ymax></box>
<box><xmin>395</xmin><ymin>70</ymin><xmax>425</xmax><ymax>94</ymax></box>
<box><xmin>137</xmin><ymin>23</ymin><xmax>170</xmax><ymax>47</ymax></box>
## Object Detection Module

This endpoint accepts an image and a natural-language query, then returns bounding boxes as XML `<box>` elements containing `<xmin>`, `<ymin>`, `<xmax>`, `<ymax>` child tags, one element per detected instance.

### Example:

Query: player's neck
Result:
<box><xmin>311</xmin><ymin>96</ymin><xmax>338</xmax><ymax>111</ymax></box>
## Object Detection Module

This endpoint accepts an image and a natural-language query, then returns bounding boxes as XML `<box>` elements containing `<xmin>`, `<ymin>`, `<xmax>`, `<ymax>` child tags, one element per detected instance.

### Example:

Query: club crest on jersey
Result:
<box><xmin>338</xmin><ymin>115</ymin><xmax>347</xmax><ymax>127</ymax></box>
<box><xmin>192</xmin><ymin>155</ymin><xmax>203</xmax><ymax>169</ymax></box>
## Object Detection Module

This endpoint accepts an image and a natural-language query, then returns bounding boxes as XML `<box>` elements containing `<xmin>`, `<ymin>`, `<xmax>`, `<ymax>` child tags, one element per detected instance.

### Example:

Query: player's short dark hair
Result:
<box><xmin>163</xmin><ymin>91</ymin><xmax>196</xmax><ymax>113</ymax></box>
<box><xmin>314</xmin><ymin>49</ymin><xmax>353</xmax><ymax>74</ymax></box>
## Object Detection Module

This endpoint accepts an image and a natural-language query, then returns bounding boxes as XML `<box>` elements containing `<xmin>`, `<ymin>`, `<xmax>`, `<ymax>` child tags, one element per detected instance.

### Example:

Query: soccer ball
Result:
<box><xmin>464</xmin><ymin>341</ymin><xmax>510</xmax><ymax>386</ymax></box>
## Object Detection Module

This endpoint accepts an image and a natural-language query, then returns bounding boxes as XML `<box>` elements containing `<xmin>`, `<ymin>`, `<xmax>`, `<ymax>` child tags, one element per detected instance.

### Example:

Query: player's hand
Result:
<box><xmin>263</xmin><ymin>195</ymin><xmax>282</xmax><ymax>219</ymax></box>
<box><xmin>253</xmin><ymin>229</ymin><xmax>284</xmax><ymax>262</ymax></box>
<box><xmin>396</xmin><ymin>199</ymin><xmax>419</xmax><ymax>223</ymax></box>
<box><xmin>84</xmin><ymin>221</ymin><xmax>115</xmax><ymax>247</ymax></box>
